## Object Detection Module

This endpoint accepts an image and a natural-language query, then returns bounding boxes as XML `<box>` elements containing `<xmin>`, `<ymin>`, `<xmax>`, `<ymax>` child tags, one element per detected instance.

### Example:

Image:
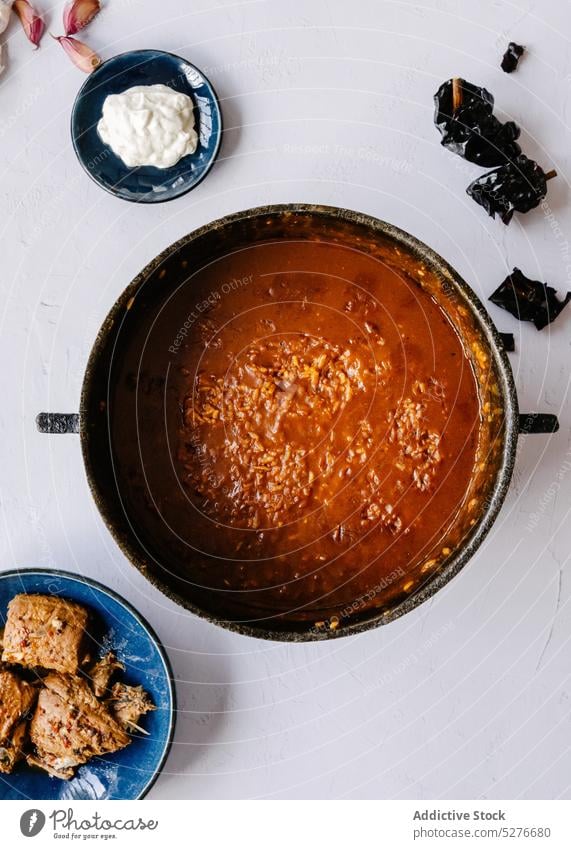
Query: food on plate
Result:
<box><xmin>0</xmin><ymin>593</ymin><xmax>155</xmax><ymax>780</ymax></box>
<box><xmin>0</xmin><ymin>718</ymin><xmax>28</xmax><ymax>774</ymax></box>
<box><xmin>0</xmin><ymin>667</ymin><xmax>37</xmax><ymax>774</ymax></box>
<box><xmin>433</xmin><ymin>77</ymin><xmax>521</xmax><ymax>166</ymax></box>
<box><xmin>111</xmin><ymin>234</ymin><xmax>495</xmax><ymax>625</ymax></box>
<box><xmin>490</xmin><ymin>267</ymin><xmax>571</xmax><ymax>330</ymax></box>
<box><xmin>0</xmin><ymin>667</ymin><xmax>37</xmax><ymax>741</ymax></box>
<box><xmin>108</xmin><ymin>682</ymin><xmax>155</xmax><ymax>733</ymax></box>
<box><xmin>87</xmin><ymin>651</ymin><xmax>125</xmax><ymax>698</ymax></box>
<box><xmin>97</xmin><ymin>84</ymin><xmax>198</xmax><ymax>168</ymax></box>
<box><xmin>501</xmin><ymin>42</ymin><xmax>525</xmax><ymax>73</ymax></box>
<box><xmin>28</xmin><ymin>673</ymin><xmax>130</xmax><ymax>780</ymax></box>
<box><xmin>466</xmin><ymin>155</ymin><xmax>554</xmax><ymax>224</ymax></box>
<box><xmin>2</xmin><ymin>593</ymin><xmax>88</xmax><ymax>674</ymax></box>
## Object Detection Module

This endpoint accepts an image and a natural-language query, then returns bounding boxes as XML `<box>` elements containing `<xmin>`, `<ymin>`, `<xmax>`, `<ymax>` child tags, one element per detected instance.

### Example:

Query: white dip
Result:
<box><xmin>97</xmin><ymin>84</ymin><xmax>198</xmax><ymax>169</ymax></box>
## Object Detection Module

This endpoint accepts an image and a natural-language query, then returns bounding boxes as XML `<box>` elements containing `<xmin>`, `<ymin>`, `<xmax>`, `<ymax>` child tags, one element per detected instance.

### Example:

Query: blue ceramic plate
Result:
<box><xmin>71</xmin><ymin>49</ymin><xmax>222</xmax><ymax>203</ymax></box>
<box><xmin>0</xmin><ymin>569</ymin><xmax>175</xmax><ymax>800</ymax></box>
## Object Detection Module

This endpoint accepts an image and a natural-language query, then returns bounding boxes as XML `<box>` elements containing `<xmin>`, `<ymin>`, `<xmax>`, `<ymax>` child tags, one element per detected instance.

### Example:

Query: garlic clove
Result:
<box><xmin>13</xmin><ymin>0</ymin><xmax>44</xmax><ymax>48</ymax></box>
<box><xmin>63</xmin><ymin>0</ymin><xmax>100</xmax><ymax>36</ymax></box>
<box><xmin>53</xmin><ymin>34</ymin><xmax>101</xmax><ymax>72</ymax></box>
<box><xmin>0</xmin><ymin>1</ymin><xmax>13</xmax><ymax>37</ymax></box>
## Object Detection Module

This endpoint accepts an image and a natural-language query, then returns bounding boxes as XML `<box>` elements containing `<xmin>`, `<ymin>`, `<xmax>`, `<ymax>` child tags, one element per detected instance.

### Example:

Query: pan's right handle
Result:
<box><xmin>518</xmin><ymin>414</ymin><xmax>559</xmax><ymax>434</ymax></box>
<box><xmin>499</xmin><ymin>336</ymin><xmax>559</xmax><ymax>434</ymax></box>
<box><xmin>36</xmin><ymin>413</ymin><xmax>80</xmax><ymax>434</ymax></box>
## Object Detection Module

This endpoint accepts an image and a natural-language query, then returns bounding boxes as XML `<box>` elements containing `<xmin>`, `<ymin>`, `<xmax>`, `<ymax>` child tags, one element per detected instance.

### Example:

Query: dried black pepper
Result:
<box><xmin>466</xmin><ymin>155</ymin><xmax>553</xmax><ymax>224</ymax></box>
<box><xmin>434</xmin><ymin>78</ymin><xmax>521</xmax><ymax>166</ymax></box>
<box><xmin>499</xmin><ymin>332</ymin><xmax>515</xmax><ymax>352</ymax></box>
<box><xmin>501</xmin><ymin>42</ymin><xmax>525</xmax><ymax>73</ymax></box>
<box><xmin>490</xmin><ymin>267</ymin><xmax>571</xmax><ymax>330</ymax></box>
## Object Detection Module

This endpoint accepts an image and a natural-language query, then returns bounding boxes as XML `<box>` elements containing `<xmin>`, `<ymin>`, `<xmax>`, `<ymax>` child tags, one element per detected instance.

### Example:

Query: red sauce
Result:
<box><xmin>111</xmin><ymin>238</ymin><xmax>482</xmax><ymax>625</ymax></box>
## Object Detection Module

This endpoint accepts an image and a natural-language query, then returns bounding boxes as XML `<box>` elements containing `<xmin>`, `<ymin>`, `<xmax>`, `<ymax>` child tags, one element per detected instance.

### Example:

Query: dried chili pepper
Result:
<box><xmin>490</xmin><ymin>268</ymin><xmax>571</xmax><ymax>330</ymax></box>
<box><xmin>501</xmin><ymin>42</ymin><xmax>525</xmax><ymax>73</ymax></box>
<box><xmin>434</xmin><ymin>78</ymin><xmax>521</xmax><ymax>166</ymax></box>
<box><xmin>499</xmin><ymin>332</ymin><xmax>515</xmax><ymax>352</ymax></box>
<box><xmin>466</xmin><ymin>154</ymin><xmax>554</xmax><ymax>224</ymax></box>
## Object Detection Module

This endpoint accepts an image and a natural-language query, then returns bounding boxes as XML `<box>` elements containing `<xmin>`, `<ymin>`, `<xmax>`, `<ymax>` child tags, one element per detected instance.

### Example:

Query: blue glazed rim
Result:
<box><xmin>70</xmin><ymin>49</ymin><xmax>223</xmax><ymax>204</ymax></box>
<box><xmin>0</xmin><ymin>568</ymin><xmax>176</xmax><ymax>799</ymax></box>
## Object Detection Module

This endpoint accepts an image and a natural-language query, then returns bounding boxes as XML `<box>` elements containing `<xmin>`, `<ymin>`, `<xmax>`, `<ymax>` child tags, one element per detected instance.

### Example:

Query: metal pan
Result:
<box><xmin>37</xmin><ymin>205</ymin><xmax>558</xmax><ymax>641</ymax></box>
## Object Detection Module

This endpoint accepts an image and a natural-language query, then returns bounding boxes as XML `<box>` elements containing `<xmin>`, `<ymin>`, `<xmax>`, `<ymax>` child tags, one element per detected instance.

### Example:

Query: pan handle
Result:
<box><xmin>35</xmin><ymin>412</ymin><xmax>558</xmax><ymax>434</ymax></box>
<box><xmin>518</xmin><ymin>413</ymin><xmax>559</xmax><ymax>434</ymax></box>
<box><xmin>36</xmin><ymin>413</ymin><xmax>80</xmax><ymax>434</ymax></box>
<box><xmin>499</xmin><ymin>338</ymin><xmax>559</xmax><ymax>434</ymax></box>
<box><xmin>35</xmin><ymin>412</ymin><xmax>558</xmax><ymax>435</ymax></box>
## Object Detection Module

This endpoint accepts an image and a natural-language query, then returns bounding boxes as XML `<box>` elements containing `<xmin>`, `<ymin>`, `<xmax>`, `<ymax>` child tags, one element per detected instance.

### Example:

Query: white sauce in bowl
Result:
<box><xmin>97</xmin><ymin>84</ymin><xmax>198</xmax><ymax>169</ymax></box>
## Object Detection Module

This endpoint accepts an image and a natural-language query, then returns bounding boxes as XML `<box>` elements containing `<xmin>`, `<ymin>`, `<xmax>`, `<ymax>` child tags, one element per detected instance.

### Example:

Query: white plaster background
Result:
<box><xmin>1</xmin><ymin>0</ymin><xmax>570</xmax><ymax>799</ymax></box>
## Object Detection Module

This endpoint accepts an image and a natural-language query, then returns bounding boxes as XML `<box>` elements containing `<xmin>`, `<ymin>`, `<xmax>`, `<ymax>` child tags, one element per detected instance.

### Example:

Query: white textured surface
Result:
<box><xmin>1</xmin><ymin>0</ymin><xmax>570</xmax><ymax>800</ymax></box>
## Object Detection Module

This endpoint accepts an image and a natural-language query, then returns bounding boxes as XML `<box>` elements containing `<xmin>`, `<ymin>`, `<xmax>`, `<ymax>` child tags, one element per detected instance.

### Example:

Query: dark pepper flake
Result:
<box><xmin>434</xmin><ymin>78</ymin><xmax>521</xmax><ymax>166</ymax></box>
<box><xmin>499</xmin><ymin>332</ymin><xmax>515</xmax><ymax>351</ymax></box>
<box><xmin>466</xmin><ymin>154</ymin><xmax>551</xmax><ymax>224</ymax></box>
<box><xmin>501</xmin><ymin>42</ymin><xmax>525</xmax><ymax>73</ymax></box>
<box><xmin>490</xmin><ymin>268</ymin><xmax>571</xmax><ymax>330</ymax></box>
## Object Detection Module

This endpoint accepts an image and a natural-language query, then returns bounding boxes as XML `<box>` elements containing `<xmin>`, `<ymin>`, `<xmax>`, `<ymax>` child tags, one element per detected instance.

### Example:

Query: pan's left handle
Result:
<box><xmin>36</xmin><ymin>413</ymin><xmax>80</xmax><ymax>434</ymax></box>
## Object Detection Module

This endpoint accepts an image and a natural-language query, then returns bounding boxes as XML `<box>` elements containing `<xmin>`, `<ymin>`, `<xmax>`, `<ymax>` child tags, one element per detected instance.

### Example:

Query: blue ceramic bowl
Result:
<box><xmin>71</xmin><ymin>49</ymin><xmax>222</xmax><ymax>203</ymax></box>
<box><xmin>0</xmin><ymin>569</ymin><xmax>175</xmax><ymax>800</ymax></box>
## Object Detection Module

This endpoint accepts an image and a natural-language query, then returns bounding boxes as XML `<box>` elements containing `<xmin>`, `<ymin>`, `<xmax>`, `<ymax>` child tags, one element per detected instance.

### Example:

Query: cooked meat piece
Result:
<box><xmin>87</xmin><ymin>652</ymin><xmax>125</xmax><ymax>698</ymax></box>
<box><xmin>0</xmin><ymin>668</ymin><xmax>37</xmax><ymax>743</ymax></box>
<box><xmin>2</xmin><ymin>594</ymin><xmax>88</xmax><ymax>674</ymax></box>
<box><xmin>0</xmin><ymin>719</ymin><xmax>28</xmax><ymax>774</ymax></box>
<box><xmin>108</xmin><ymin>682</ymin><xmax>155</xmax><ymax>733</ymax></box>
<box><xmin>29</xmin><ymin>673</ymin><xmax>130</xmax><ymax>780</ymax></box>
<box><xmin>26</xmin><ymin>751</ymin><xmax>76</xmax><ymax>781</ymax></box>
<box><xmin>0</xmin><ymin>667</ymin><xmax>36</xmax><ymax>775</ymax></box>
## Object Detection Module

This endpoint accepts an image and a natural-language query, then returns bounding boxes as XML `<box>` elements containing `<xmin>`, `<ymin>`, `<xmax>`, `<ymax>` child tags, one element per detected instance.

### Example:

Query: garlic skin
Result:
<box><xmin>13</xmin><ymin>0</ymin><xmax>44</xmax><ymax>48</ymax></box>
<box><xmin>97</xmin><ymin>85</ymin><xmax>198</xmax><ymax>169</ymax></box>
<box><xmin>0</xmin><ymin>0</ymin><xmax>13</xmax><ymax>35</ymax></box>
<box><xmin>53</xmin><ymin>34</ymin><xmax>100</xmax><ymax>72</ymax></box>
<box><xmin>0</xmin><ymin>0</ymin><xmax>13</xmax><ymax>77</ymax></box>
<box><xmin>63</xmin><ymin>0</ymin><xmax>100</xmax><ymax>36</ymax></box>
